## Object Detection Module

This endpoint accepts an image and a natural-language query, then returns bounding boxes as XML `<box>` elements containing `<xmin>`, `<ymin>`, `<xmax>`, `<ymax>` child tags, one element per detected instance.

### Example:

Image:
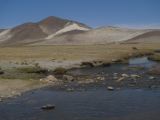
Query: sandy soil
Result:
<box><xmin>0</xmin><ymin>79</ymin><xmax>48</xmax><ymax>100</ymax></box>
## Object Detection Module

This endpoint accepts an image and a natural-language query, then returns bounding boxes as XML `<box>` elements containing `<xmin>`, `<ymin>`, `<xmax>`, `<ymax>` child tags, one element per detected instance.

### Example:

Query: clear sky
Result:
<box><xmin>0</xmin><ymin>0</ymin><xmax>160</xmax><ymax>28</ymax></box>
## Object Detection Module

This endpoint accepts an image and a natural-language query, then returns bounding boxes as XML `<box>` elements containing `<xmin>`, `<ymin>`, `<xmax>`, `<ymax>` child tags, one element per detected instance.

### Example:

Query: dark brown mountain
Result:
<box><xmin>38</xmin><ymin>16</ymin><xmax>70</xmax><ymax>34</ymax></box>
<box><xmin>38</xmin><ymin>16</ymin><xmax>91</xmax><ymax>34</ymax></box>
<box><xmin>0</xmin><ymin>16</ymin><xmax>90</xmax><ymax>46</ymax></box>
<box><xmin>1</xmin><ymin>23</ymin><xmax>47</xmax><ymax>46</ymax></box>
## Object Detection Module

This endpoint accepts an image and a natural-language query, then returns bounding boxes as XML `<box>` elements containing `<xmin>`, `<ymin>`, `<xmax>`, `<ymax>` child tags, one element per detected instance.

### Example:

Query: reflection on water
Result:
<box><xmin>0</xmin><ymin>88</ymin><xmax>160</xmax><ymax>120</ymax></box>
<box><xmin>69</xmin><ymin>57</ymin><xmax>157</xmax><ymax>76</ymax></box>
<box><xmin>129</xmin><ymin>57</ymin><xmax>156</xmax><ymax>68</ymax></box>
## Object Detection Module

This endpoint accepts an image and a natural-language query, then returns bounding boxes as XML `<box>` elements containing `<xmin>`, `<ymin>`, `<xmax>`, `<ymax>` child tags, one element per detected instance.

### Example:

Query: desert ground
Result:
<box><xmin>0</xmin><ymin>43</ymin><xmax>160</xmax><ymax>99</ymax></box>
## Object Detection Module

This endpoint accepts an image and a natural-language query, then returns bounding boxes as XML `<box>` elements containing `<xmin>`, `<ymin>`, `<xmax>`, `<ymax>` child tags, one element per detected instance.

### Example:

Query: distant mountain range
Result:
<box><xmin>0</xmin><ymin>16</ymin><xmax>160</xmax><ymax>46</ymax></box>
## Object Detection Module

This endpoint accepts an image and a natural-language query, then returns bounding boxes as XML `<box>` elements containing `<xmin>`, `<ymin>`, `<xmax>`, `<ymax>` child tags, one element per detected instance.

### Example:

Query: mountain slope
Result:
<box><xmin>46</xmin><ymin>23</ymin><xmax>90</xmax><ymax>39</ymax></box>
<box><xmin>126</xmin><ymin>30</ymin><xmax>160</xmax><ymax>43</ymax></box>
<box><xmin>0</xmin><ymin>16</ymin><xmax>90</xmax><ymax>46</ymax></box>
<box><xmin>38</xmin><ymin>16</ymin><xmax>90</xmax><ymax>35</ymax></box>
<box><xmin>0</xmin><ymin>23</ymin><xmax>47</xmax><ymax>46</ymax></box>
<box><xmin>0</xmin><ymin>29</ymin><xmax>5</xmax><ymax>33</ymax></box>
<box><xmin>32</xmin><ymin>26</ymin><xmax>151</xmax><ymax>45</ymax></box>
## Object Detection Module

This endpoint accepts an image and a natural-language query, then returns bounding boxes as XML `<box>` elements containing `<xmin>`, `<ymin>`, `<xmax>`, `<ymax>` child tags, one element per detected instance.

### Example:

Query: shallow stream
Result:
<box><xmin>0</xmin><ymin>57</ymin><xmax>160</xmax><ymax>120</ymax></box>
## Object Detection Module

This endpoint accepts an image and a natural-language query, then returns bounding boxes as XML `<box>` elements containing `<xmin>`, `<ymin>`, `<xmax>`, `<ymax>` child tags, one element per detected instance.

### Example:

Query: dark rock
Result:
<box><xmin>132</xmin><ymin>47</ymin><xmax>138</xmax><ymax>50</ymax></box>
<box><xmin>149</xmin><ymin>76</ymin><xmax>156</xmax><ymax>80</ymax></box>
<box><xmin>54</xmin><ymin>67</ymin><xmax>67</xmax><ymax>75</ymax></box>
<box><xmin>41</xmin><ymin>104</ymin><xmax>55</xmax><ymax>110</ymax></box>
<box><xmin>81</xmin><ymin>61</ymin><xmax>94</xmax><ymax>67</ymax></box>
<box><xmin>107</xmin><ymin>86</ymin><xmax>115</xmax><ymax>91</ymax></box>
<box><xmin>0</xmin><ymin>71</ymin><xmax>4</xmax><ymax>75</ymax></box>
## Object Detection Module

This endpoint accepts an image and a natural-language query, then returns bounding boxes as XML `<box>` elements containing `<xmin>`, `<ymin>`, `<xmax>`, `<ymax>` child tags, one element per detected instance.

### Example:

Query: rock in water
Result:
<box><xmin>149</xmin><ymin>76</ymin><xmax>156</xmax><ymax>80</ymax></box>
<box><xmin>130</xmin><ymin>74</ymin><xmax>140</xmax><ymax>79</ymax></box>
<box><xmin>121</xmin><ymin>74</ymin><xmax>129</xmax><ymax>78</ymax></box>
<box><xmin>107</xmin><ymin>86</ymin><xmax>115</xmax><ymax>91</ymax></box>
<box><xmin>116</xmin><ymin>77</ymin><xmax>125</xmax><ymax>82</ymax></box>
<box><xmin>41</xmin><ymin>104</ymin><xmax>55</xmax><ymax>110</ymax></box>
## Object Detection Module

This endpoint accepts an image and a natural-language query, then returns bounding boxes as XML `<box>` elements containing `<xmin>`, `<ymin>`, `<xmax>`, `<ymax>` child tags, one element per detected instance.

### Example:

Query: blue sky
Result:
<box><xmin>0</xmin><ymin>0</ymin><xmax>160</xmax><ymax>28</ymax></box>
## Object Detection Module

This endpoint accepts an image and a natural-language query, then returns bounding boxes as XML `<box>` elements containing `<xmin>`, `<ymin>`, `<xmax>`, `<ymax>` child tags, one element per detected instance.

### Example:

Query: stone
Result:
<box><xmin>63</xmin><ymin>75</ymin><xmax>74</xmax><ymax>81</ymax></box>
<box><xmin>107</xmin><ymin>86</ymin><xmax>115</xmax><ymax>91</ymax></box>
<box><xmin>0</xmin><ymin>70</ymin><xmax>4</xmax><ymax>75</ymax></box>
<box><xmin>111</xmin><ymin>59</ymin><xmax>122</xmax><ymax>63</ymax></box>
<box><xmin>96</xmin><ymin>76</ymin><xmax>105</xmax><ymax>81</ymax></box>
<box><xmin>40</xmin><ymin>75</ymin><xmax>58</xmax><ymax>83</ymax></box>
<box><xmin>41</xmin><ymin>104</ymin><xmax>55</xmax><ymax>110</ymax></box>
<box><xmin>130</xmin><ymin>74</ymin><xmax>140</xmax><ymax>79</ymax></box>
<box><xmin>116</xmin><ymin>77</ymin><xmax>125</xmax><ymax>82</ymax></box>
<box><xmin>114</xmin><ymin>73</ymin><xmax>118</xmax><ymax>76</ymax></box>
<box><xmin>113</xmin><ymin>76</ymin><xmax>118</xmax><ymax>80</ymax></box>
<box><xmin>121</xmin><ymin>74</ymin><xmax>129</xmax><ymax>78</ymax></box>
<box><xmin>66</xmin><ymin>88</ymin><xmax>74</xmax><ymax>92</ymax></box>
<box><xmin>149</xmin><ymin>76</ymin><xmax>156</xmax><ymax>80</ymax></box>
<box><xmin>46</xmin><ymin>75</ymin><xmax>58</xmax><ymax>82</ymax></box>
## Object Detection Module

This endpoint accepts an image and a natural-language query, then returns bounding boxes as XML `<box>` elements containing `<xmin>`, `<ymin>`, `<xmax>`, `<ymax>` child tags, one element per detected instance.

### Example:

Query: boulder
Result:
<box><xmin>0</xmin><ymin>70</ymin><xmax>4</xmax><ymax>74</ymax></box>
<box><xmin>121</xmin><ymin>74</ymin><xmax>129</xmax><ymax>78</ymax></box>
<box><xmin>130</xmin><ymin>74</ymin><xmax>140</xmax><ymax>79</ymax></box>
<box><xmin>107</xmin><ymin>86</ymin><xmax>115</xmax><ymax>91</ymax></box>
<box><xmin>149</xmin><ymin>76</ymin><xmax>156</xmax><ymax>80</ymax></box>
<box><xmin>40</xmin><ymin>75</ymin><xmax>58</xmax><ymax>83</ymax></box>
<box><xmin>41</xmin><ymin>104</ymin><xmax>55</xmax><ymax>110</ymax></box>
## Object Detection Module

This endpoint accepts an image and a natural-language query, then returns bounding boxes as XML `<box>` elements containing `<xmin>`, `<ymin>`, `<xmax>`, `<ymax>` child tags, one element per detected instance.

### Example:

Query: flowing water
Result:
<box><xmin>0</xmin><ymin>57</ymin><xmax>160</xmax><ymax>120</ymax></box>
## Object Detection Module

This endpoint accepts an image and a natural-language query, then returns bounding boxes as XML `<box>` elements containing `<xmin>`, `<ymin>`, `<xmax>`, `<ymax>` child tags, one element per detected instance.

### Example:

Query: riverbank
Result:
<box><xmin>0</xmin><ymin>43</ymin><xmax>160</xmax><ymax>100</ymax></box>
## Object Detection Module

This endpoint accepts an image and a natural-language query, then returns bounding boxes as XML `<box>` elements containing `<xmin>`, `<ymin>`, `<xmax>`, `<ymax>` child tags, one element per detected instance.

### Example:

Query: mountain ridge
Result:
<box><xmin>0</xmin><ymin>16</ymin><xmax>160</xmax><ymax>46</ymax></box>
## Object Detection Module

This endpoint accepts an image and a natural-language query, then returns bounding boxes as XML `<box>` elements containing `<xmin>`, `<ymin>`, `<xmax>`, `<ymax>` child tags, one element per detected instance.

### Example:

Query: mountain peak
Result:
<box><xmin>38</xmin><ymin>16</ymin><xmax>68</xmax><ymax>25</ymax></box>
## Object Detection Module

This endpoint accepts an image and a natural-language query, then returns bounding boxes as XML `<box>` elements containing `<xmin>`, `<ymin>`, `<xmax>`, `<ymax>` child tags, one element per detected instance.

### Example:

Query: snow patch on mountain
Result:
<box><xmin>46</xmin><ymin>23</ymin><xmax>90</xmax><ymax>39</ymax></box>
<box><xmin>0</xmin><ymin>29</ymin><xmax>12</xmax><ymax>42</ymax></box>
